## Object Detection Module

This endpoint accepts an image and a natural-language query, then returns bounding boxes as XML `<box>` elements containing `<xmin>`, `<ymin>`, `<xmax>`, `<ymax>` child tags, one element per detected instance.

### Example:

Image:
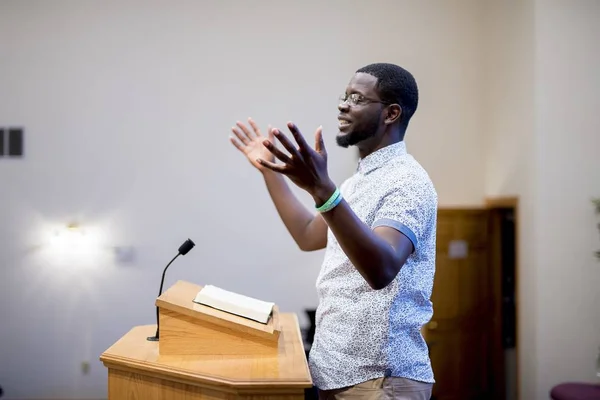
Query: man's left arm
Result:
<box><xmin>256</xmin><ymin>122</ymin><xmax>430</xmax><ymax>290</ymax></box>
<box><xmin>313</xmin><ymin>181</ymin><xmax>428</xmax><ymax>290</ymax></box>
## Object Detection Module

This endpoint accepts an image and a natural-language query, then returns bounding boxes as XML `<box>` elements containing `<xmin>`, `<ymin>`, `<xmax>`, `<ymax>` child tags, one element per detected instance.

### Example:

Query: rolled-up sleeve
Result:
<box><xmin>371</xmin><ymin>178</ymin><xmax>435</xmax><ymax>252</ymax></box>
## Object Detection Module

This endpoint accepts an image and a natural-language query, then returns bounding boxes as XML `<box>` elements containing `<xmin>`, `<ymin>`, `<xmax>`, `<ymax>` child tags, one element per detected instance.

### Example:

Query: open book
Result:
<box><xmin>192</xmin><ymin>285</ymin><xmax>275</xmax><ymax>324</ymax></box>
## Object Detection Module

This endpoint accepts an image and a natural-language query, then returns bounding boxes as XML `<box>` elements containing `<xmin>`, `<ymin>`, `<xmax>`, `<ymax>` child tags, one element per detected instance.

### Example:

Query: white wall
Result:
<box><xmin>482</xmin><ymin>1</ymin><xmax>538</xmax><ymax>398</ymax></box>
<box><xmin>0</xmin><ymin>1</ymin><xmax>487</xmax><ymax>398</ymax></box>
<box><xmin>534</xmin><ymin>0</ymin><xmax>600</xmax><ymax>397</ymax></box>
<box><xmin>484</xmin><ymin>0</ymin><xmax>600</xmax><ymax>398</ymax></box>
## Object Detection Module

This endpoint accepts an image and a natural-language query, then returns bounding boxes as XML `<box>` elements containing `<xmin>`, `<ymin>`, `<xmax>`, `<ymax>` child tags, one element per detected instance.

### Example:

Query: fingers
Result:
<box><xmin>256</xmin><ymin>158</ymin><xmax>288</xmax><ymax>174</ymax></box>
<box><xmin>232</xmin><ymin>118</ymin><xmax>261</xmax><ymax>145</ymax></box>
<box><xmin>231</xmin><ymin>124</ymin><xmax>250</xmax><ymax>145</ymax></box>
<box><xmin>272</xmin><ymin>128</ymin><xmax>303</xmax><ymax>160</ymax></box>
<box><xmin>314</xmin><ymin>126</ymin><xmax>326</xmax><ymax>155</ymax></box>
<box><xmin>262</xmin><ymin>138</ymin><xmax>292</xmax><ymax>164</ymax></box>
<box><xmin>267</xmin><ymin>125</ymin><xmax>275</xmax><ymax>141</ymax></box>
<box><xmin>230</xmin><ymin>136</ymin><xmax>245</xmax><ymax>152</ymax></box>
<box><xmin>247</xmin><ymin>117</ymin><xmax>262</xmax><ymax>137</ymax></box>
<box><xmin>237</xmin><ymin>119</ymin><xmax>256</xmax><ymax>138</ymax></box>
<box><xmin>287</xmin><ymin>122</ymin><xmax>312</xmax><ymax>156</ymax></box>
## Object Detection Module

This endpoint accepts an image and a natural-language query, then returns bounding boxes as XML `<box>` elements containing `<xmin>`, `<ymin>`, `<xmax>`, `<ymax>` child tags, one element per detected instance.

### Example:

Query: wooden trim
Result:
<box><xmin>485</xmin><ymin>196</ymin><xmax>519</xmax><ymax>209</ymax></box>
<box><xmin>106</xmin><ymin>367</ymin><xmax>305</xmax><ymax>399</ymax></box>
<box><xmin>488</xmin><ymin>209</ymin><xmax>505</xmax><ymax>400</ymax></box>
<box><xmin>485</xmin><ymin>196</ymin><xmax>519</xmax><ymax>400</ymax></box>
<box><xmin>100</xmin><ymin>317</ymin><xmax>313</xmax><ymax>390</ymax></box>
<box><xmin>438</xmin><ymin>204</ymin><xmax>487</xmax><ymax>210</ymax></box>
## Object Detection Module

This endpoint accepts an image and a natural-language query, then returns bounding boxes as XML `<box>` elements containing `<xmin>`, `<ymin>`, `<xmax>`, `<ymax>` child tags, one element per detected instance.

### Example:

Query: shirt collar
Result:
<box><xmin>356</xmin><ymin>141</ymin><xmax>407</xmax><ymax>175</ymax></box>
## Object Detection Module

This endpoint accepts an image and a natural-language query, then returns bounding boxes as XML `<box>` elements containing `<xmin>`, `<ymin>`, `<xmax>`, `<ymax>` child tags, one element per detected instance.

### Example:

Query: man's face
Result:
<box><xmin>336</xmin><ymin>73</ymin><xmax>387</xmax><ymax>148</ymax></box>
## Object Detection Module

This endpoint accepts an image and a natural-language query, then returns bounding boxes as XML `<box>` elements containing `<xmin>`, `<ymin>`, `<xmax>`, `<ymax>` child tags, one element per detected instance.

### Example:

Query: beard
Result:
<box><xmin>336</xmin><ymin>113</ymin><xmax>381</xmax><ymax>148</ymax></box>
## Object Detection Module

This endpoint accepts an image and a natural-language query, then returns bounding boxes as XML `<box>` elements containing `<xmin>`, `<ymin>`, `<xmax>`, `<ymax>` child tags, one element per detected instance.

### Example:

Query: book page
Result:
<box><xmin>193</xmin><ymin>285</ymin><xmax>274</xmax><ymax>324</ymax></box>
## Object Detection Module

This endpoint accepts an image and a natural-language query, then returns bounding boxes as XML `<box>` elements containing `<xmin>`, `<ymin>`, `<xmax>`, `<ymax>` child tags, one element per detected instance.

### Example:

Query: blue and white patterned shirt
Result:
<box><xmin>308</xmin><ymin>141</ymin><xmax>438</xmax><ymax>390</ymax></box>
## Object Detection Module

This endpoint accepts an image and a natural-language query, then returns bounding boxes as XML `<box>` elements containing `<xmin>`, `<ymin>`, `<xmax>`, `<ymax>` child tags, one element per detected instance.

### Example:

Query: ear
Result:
<box><xmin>384</xmin><ymin>104</ymin><xmax>402</xmax><ymax>125</ymax></box>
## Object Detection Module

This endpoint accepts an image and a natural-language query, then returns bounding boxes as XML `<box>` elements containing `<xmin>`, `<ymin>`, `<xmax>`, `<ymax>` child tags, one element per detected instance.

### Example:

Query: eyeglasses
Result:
<box><xmin>339</xmin><ymin>93</ymin><xmax>390</xmax><ymax>106</ymax></box>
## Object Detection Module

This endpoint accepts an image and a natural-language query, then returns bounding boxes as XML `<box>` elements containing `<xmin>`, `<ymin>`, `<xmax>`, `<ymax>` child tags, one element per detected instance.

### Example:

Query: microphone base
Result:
<box><xmin>146</xmin><ymin>336</ymin><xmax>159</xmax><ymax>342</ymax></box>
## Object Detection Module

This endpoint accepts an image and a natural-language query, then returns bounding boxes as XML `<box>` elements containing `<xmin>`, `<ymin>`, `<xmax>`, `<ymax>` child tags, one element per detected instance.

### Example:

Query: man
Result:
<box><xmin>230</xmin><ymin>63</ymin><xmax>437</xmax><ymax>400</ymax></box>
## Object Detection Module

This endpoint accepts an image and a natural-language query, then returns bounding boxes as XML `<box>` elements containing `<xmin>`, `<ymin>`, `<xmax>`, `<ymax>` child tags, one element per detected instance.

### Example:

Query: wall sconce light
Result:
<box><xmin>38</xmin><ymin>220</ymin><xmax>109</xmax><ymax>273</ymax></box>
<box><xmin>51</xmin><ymin>222</ymin><xmax>85</xmax><ymax>244</ymax></box>
<box><xmin>47</xmin><ymin>222</ymin><xmax>100</xmax><ymax>261</ymax></box>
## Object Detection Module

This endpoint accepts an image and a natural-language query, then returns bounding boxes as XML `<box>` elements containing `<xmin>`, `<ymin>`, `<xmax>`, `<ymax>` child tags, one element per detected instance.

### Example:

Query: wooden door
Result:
<box><xmin>425</xmin><ymin>209</ymin><xmax>494</xmax><ymax>400</ymax></box>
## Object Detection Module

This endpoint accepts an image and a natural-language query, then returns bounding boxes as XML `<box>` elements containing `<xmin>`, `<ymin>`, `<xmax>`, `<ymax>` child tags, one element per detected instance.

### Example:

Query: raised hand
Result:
<box><xmin>258</xmin><ymin>122</ymin><xmax>336</xmax><ymax>202</ymax></box>
<box><xmin>230</xmin><ymin>118</ymin><xmax>275</xmax><ymax>172</ymax></box>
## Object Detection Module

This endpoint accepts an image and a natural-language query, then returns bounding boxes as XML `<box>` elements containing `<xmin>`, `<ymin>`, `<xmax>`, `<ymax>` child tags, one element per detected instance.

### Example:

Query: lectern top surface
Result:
<box><xmin>100</xmin><ymin>313</ymin><xmax>312</xmax><ymax>389</ymax></box>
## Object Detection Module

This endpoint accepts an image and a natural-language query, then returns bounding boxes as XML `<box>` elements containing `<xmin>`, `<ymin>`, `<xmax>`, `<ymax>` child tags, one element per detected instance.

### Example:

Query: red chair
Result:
<box><xmin>550</xmin><ymin>382</ymin><xmax>600</xmax><ymax>400</ymax></box>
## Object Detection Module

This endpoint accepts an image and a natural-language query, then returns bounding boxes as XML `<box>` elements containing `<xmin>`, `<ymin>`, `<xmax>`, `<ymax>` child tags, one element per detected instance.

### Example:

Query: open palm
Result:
<box><xmin>230</xmin><ymin>118</ymin><xmax>275</xmax><ymax>171</ymax></box>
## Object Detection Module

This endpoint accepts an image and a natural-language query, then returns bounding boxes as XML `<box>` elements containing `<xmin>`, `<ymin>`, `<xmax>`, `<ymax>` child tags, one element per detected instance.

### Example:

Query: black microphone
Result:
<box><xmin>147</xmin><ymin>238</ymin><xmax>195</xmax><ymax>341</ymax></box>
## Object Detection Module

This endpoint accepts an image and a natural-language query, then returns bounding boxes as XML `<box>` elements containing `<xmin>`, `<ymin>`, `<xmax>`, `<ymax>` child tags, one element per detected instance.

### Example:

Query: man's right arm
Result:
<box><xmin>262</xmin><ymin>170</ymin><xmax>328</xmax><ymax>251</ymax></box>
<box><xmin>230</xmin><ymin>118</ymin><xmax>328</xmax><ymax>251</ymax></box>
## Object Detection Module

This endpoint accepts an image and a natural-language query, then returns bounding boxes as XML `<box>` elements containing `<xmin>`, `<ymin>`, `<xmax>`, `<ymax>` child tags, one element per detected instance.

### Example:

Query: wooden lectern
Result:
<box><xmin>100</xmin><ymin>280</ymin><xmax>313</xmax><ymax>399</ymax></box>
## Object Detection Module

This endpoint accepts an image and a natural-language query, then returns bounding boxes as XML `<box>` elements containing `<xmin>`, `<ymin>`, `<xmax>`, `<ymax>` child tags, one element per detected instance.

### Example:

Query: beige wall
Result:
<box><xmin>482</xmin><ymin>1</ymin><xmax>538</xmax><ymax>398</ymax></box>
<box><xmin>1</xmin><ymin>1</ymin><xmax>598</xmax><ymax>399</ymax></box>
<box><xmin>534</xmin><ymin>0</ymin><xmax>600</xmax><ymax>397</ymax></box>
<box><xmin>484</xmin><ymin>0</ymin><xmax>600</xmax><ymax>398</ymax></box>
<box><xmin>0</xmin><ymin>1</ymin><xmax>487</xmax><ymax>398</ymax></box>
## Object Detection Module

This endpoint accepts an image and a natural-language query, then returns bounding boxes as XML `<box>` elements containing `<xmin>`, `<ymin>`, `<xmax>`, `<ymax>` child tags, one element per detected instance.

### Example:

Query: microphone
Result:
<box><xmin>147</xmin><ymin>238</ymin><xmax>195</xmax><ymax>341</ymax></box>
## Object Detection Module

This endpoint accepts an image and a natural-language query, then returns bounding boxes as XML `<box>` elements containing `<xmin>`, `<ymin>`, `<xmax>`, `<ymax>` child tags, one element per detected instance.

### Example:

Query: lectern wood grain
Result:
<box><xmin>108</xmin><ymin>369</ymin><xmax>304</xmax><ymax>400</ymax></box>
<box><xmin>100</xmin><ymin>313</ymin><xmax>312</xmax><ymax>400</ymax></box>
<box><xmin>159</xmin><ymin>308</ymin><xmax>279</xmax><ymax>356</ymax></box>
<box><xmin>157</xmin><ymin>280</ymin><xmax>281</xmax><ymax>342</ymax></box>
<box><xmin>156</xmin><ymin>280</ymin><xmax>281</xmax><ymax>356</ymax></box>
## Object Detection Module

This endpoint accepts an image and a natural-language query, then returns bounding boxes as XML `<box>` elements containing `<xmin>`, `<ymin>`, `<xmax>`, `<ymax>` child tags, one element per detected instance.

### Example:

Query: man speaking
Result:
<box><xmin>230</xmin><ymin>63</ymin><xmax>437</xmax><ymax>400</ymax></box>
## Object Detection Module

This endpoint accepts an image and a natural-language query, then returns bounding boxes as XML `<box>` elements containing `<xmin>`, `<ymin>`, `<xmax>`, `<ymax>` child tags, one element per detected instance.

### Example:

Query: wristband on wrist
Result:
<box><xmin>316</xmin><ymin>187</ymin><xmax>343</xmax><ymax>213</ymax></box>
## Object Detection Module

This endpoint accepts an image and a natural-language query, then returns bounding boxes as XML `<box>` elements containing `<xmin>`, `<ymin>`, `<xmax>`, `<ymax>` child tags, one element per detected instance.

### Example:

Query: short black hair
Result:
<box><xmin>356</xmin><ymin>62</ymin><xmax>418</xmax><ymax>128</ymax></box>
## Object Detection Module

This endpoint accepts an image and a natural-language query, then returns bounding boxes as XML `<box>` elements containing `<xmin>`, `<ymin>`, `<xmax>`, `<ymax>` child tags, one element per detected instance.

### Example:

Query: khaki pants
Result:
<box><xmin>318</xmin><ymin>377</ymin><xmax>432</xmax><ymax>400</ymax></box>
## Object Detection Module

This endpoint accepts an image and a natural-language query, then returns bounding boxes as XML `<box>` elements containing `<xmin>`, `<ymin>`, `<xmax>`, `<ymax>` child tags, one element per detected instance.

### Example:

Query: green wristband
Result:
<box><xmin>316</xmin><ymin>188</ymin><xmax>341</xmax><ymax>213</ymax></box>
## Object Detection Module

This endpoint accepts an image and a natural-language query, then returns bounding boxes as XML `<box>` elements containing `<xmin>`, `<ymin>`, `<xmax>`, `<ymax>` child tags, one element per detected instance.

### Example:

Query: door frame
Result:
<box><xmin>485</xmin><ymin>196</ymin><xmax>519</xmax><ymax>400</ymax></box>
